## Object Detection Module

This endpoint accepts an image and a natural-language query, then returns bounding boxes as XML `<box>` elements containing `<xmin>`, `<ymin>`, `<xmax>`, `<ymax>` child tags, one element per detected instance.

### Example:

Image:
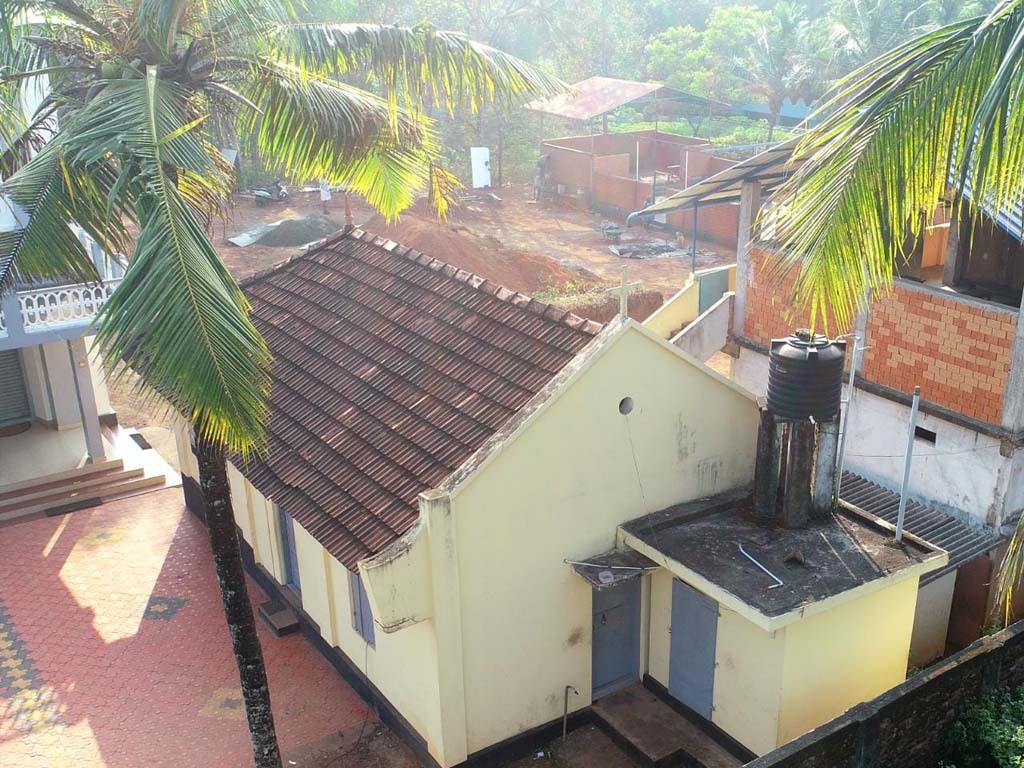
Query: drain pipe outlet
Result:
<box><xmin>563</xmin><ymin>685</ymin><xmax>579</xmax><ymax>740</ymax></box>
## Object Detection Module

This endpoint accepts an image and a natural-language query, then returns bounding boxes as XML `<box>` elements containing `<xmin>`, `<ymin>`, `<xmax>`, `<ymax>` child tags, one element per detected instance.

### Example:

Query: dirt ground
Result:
<box><xmin>215</xmin><ymin>183</ymin><xmax>733</xmax><ymax>298</ymax></box>
<box><xmin>107</xmin><ymin>184</ymin><xmax>735</xmax><ymax>432</ymax></box>
<box><xmin>287</xmin><ymin>719</ymin><xmax>421</xmax><ymax>768</ymax></box>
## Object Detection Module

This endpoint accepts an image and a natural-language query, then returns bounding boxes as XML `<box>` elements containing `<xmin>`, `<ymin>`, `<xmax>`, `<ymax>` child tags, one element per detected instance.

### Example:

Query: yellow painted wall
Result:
<box><xmin>909</xmin><ymin>572</ymin><xmax>955</xmax><ymax>667</ymax></box>
<box><xmin>777</xmin><ymin>577</ymin><xmax>919</xmax><ymax>744</ymax></box>
<box><xmin>172</xmin><ymin>418</ymin><xmax>198</xmax><ymax>479</ymax></box>
<box><xmin>225</xmin><ymin>462</ymin><xmax>255</xmax><ymax>547</ymax></box>
<box><xmin>647</xmin><ymin>569</ymin><xmax>673</xmax><ymax>687</ymax></box>
<box><xmin>218</xmin><ymin>459</ymin><xmax>448</xmax><ymax>766</ymax></box>
<box><xmin>644</xmin><ymin>280</ymin><xmax>699</xmax><ymax>339</ymax></box>
<box><xmin>223</xmin><ymin>462</ymin><xmax>283</xmax><ymax>582</ymax></box>
<box><xmin>451</xmin><ymin>325</ymin><xmax>759</xmax><ymax>753</ymax></box>
<box><xmin>327</xmin><ymin>539</ymin><xmax>446</xmax><ymax>764</ymax></box>
<box><xmin>641</xmin><ymin>540</ymin><xmax>921</xmax><ymax>755</ymax></box>
<box><xmin>293</xmin><ymin>523</ymin><xmax>335</xmax><ymax>645</ymax></box>
<box><xmin>712</xmin><ymin>607</ymin><xmax>785</xmax><ymax>755</ymax></box>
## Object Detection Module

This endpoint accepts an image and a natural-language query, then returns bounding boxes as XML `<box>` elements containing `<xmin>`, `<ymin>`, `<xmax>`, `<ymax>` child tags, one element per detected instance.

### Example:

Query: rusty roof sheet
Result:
<box><xmin>630</xmin><ymin>138</ymin><xmax>802</xmax><ymax>217</ymax></box>
<box><xmin>526</xmin><ymin>76</ymin><xmax>707</xmax><ymax>122</ymax></box>
<box><xmin>236</xmin><ymin>229</ymin><xmax>602</xmax><ymax>570</ymax></box>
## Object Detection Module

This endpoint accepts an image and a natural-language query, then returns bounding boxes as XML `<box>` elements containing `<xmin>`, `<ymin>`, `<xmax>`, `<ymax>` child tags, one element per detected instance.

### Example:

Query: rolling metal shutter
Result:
<box><xmin>0</xmin><ymin>350</ymin><xmax>31</xmax><ymax>424</ymax></box>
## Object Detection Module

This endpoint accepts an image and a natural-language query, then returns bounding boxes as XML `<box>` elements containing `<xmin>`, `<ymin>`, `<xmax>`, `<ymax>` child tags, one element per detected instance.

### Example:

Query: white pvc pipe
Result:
<box><xmin>895</xmin><ymin>386</ymin><xmax>921</xmax><ymax>543</ymax></box>
<box><xmin>834</xmin><ymin>336</ymin><xmax>863</xmax><ymax>499</ymax></box>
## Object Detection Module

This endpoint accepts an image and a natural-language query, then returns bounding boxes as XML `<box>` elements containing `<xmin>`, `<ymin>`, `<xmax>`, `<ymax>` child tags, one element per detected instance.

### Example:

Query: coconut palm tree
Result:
<box><xmin>764</xmin><ymin>0</ymin><xmax>1024</xmax><ymax>622</ymax></box>
<box><xmin>737</xmin><ymin>2</ymin><xmax>819</xmax><ymax>141</ymax></box>
<box><xmin>0</xmin><ymin>3</ymin><xmax>559</xmax><ymax>766</ymax></box>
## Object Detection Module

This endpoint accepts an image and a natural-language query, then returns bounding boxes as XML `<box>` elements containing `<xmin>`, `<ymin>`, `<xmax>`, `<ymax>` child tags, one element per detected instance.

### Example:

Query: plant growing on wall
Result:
<box><xmin>941</xmin><ymin>685</ymin><xmax>1024</xmax><ymax>767</ymax></box>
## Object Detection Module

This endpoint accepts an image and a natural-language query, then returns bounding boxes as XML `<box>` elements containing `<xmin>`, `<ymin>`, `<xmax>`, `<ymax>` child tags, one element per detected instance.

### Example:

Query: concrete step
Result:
<box><xmin>0</xmin><ymin>468</ymin><xmax>146</xmax><ymax>513</ymax></box>
<box><xmin>592</xmin><ymin>685</ymin><xmax>743</xmax><ymax>768</ymax></box>
<box><xmin>0</xmin><ymin>472</ymin><xmax>167</xmax><ymax>522</ymax></box>
<box><xmin>0</xmin><ymin>458</ymin><xmax>125</xmax><ymax>501</ymax></box>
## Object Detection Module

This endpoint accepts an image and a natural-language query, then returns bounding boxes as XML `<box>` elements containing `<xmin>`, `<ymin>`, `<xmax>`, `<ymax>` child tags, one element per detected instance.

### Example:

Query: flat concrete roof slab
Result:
<box><xmin>621</xmin><ymin>489</ymin><xmax>941</xmax><ymax>618</ymax></box>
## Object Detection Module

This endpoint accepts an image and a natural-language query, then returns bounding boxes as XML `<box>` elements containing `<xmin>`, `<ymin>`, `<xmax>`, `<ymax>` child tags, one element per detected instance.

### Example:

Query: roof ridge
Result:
<box><xmin>237</xmin><ymin>226</ymin><xmax>355</xmax><ymax>289</ymax></box>
<box><xmin>345</xmin><ymin>227</ymin><xmax>604</xmax><ymax>336</ymax></box>
<box><xmin>237</xmin><ymin>224</ymin><xmax>604</xmax><ymax>336</ymax></box>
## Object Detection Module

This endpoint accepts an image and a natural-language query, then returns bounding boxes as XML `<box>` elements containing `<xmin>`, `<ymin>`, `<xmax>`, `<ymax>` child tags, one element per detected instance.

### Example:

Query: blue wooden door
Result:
<box><xmin>278</xmin><ymin>508</ymin><xmax>301</xmax><ymax>596</ymax></box>
<box><xmin>669</xmin><ymin>579</ymin><xmax>718</xmax><ymax>719</ymax></box>
<box><xmin>591</xmin><ymin>579</ymin><xmax>641</xmax><ymax>699</ymax></box>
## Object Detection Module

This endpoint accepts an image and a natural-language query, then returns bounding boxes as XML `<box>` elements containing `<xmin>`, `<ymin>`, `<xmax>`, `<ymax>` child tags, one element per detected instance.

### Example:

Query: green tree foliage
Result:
<box><xmin>0</xmin><ymin>0</ymin><xmax>559</xmax><ymax>453</ymax></box>
<box><xmin>647</xmin><ymin>6</ymin><xmax>772</xmax><ymax>102</ymax></box>
<box><xmin>943</xmin><ymin>686</ymin><xmax>1024</xmax><ymax>767</ymax></box>
<box><xmin>737</xmin><ymin>1</ymin><xmax>820</xmax><ymax>138</ymax></box>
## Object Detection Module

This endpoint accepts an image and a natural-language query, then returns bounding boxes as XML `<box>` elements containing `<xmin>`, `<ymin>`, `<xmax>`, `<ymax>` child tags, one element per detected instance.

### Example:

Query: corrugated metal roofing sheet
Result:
<box><xmin>840</xmin><ymin>472</ymin><xmax>1000</xmax><ymax>585</ymax></box>
<box><xmin>525</xmin><ymin>76</ymin><xmax>726</xmax><ymax>122</ymax></box>
<box><xmin>235</xmin><ymin>229</ymin><xmax>602</xmax><ymax>570</ymax></box>
<box><xmin>630</xmin><ymin>138</ymin><xmax>801</xmax><ymax>217</ymax></box>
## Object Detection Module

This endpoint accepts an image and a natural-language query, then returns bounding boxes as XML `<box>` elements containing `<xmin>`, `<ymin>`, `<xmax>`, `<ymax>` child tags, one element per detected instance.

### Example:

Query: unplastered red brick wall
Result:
<box><xmin>743</xmin><ymin>249</ymin><xmax>1017</xmax><ymax>425</ymax></box>
<box><xmin>593</xmin><ymin>153</ymin><xmax>630</xmax><ymax>176</ymax></box>
<box><xmin>862</xmin><ymin>287</ymin><xmax>1015</xmax><ymax>424</ymax></box>
<box><xmin>665</xmin><ymin>203</ymin><xmax>739</xmax><ymax>248</ymax></box>
<box><xmin>743</xmin><ymin>249</ymin><xmax>851</xmax><ymax>343</ymax></box>
<box><xmin>545</xmin><ymin>145</ymin><xmax>592</xmax><ymax>189</ymax></box>
<box><xmin>593</xmin><ymin>173</ymin><xmax>651</xmax><ymax>213</ymax></box>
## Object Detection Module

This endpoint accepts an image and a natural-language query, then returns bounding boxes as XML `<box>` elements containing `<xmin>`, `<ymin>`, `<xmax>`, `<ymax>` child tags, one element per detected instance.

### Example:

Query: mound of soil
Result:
<box><xmin>561</xmin><ymin>289</ymin><xmax>664</xmax><ymax>324</ymax></box>
<box><xmin>258</xmin><ymin>214</ymin><xmax>342</xmax><ymax>247</ymax></box>
<box><xmin>362</xmin><ymin>212</ymin><xmax>591</xmax><ymax>294</ymax></box>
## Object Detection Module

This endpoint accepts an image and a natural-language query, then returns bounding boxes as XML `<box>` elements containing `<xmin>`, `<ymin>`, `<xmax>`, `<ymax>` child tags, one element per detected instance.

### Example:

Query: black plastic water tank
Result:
<box><xmin>767</xmin><ymin>330</ymin><xmax>846</xmax><ymax>421</ymax></box>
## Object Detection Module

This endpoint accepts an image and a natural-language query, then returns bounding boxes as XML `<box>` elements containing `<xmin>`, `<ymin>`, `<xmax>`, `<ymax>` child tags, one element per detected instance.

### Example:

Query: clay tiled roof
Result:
<box><xmin>237</xmin><ymin>228</ymin><xmax>602</xmax><ymax>570</ymax></box>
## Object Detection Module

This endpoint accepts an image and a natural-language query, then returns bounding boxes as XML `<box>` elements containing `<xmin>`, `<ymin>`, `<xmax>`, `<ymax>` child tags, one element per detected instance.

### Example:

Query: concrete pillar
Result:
<box><xmin>781</xmin><ymin>420</ymin><xmax>814</xmax><ymax>528</ymax></box>
<box><xmin>42</xmin><ymin>341</ymin><xmax>81</xmax><ymax>428</ymax></box>
<box><xmin>942</xmin><ymin>211</ymin><xmax>964</xmax><ymax>288</ymax></box>
<box><xmin>67</xmin><ymin>338</ymin><xmax>106</xmax><ymax>462</ymax></box>
<box><xmin>753</xmin><ymin>407</ymin><xmax>780</xmax><ymax>524</ymax></box>
<box><xmin>1001</xmin><ymin>309</ymin><xmax>1024</xmax><ymax>433</ymax></box>
<box><xmin>812</xmin><ymin>419</ymin><xmax>840</xmax><ymax>518</ymax></box>
<box><xmin>734</xmin><ymin>180</ymin><xmax>763</xmax><ymax>338</ymax></box>
<box><xmin>420</xmin><ymin>489</ymin><xmax>468</xmax><ymax>767</ymax></box>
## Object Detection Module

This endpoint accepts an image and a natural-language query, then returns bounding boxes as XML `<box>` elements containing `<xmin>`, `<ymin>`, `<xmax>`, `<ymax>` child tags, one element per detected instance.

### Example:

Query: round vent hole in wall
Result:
<box><xmin>618</xmin><ymin>397</ymin><xmax>634</xmax><ymax>415</ymax></box>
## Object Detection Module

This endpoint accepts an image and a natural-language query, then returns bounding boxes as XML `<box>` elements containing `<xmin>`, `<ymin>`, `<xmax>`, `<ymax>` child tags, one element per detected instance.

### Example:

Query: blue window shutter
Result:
<box><xmin>350</xmin><ymin>571</ymin><xmax>376</xmax><ymax>646</ymax></box>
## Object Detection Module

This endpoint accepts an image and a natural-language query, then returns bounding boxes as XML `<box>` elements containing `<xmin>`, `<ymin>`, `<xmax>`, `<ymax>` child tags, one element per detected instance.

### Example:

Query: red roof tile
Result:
<box><xmin>236</xmin><ymin>229</ymin><xmax>602</xmax><ymax>570</ymax></box>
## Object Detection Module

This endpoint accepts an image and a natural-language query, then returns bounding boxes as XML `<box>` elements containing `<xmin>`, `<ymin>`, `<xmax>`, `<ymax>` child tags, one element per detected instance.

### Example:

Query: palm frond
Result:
<box><xmin>427</xmin><ymin>164</ymin><xmax>463</xmax><ymax>221</ymax></box>
<box><xmin>0</xmin><ymin>134</ymin><xmax>130</xmax><ymax>287</ymax></box>
<box><xmin>72</xmin><ymin>70</ymin><xmax>270</xmax><ymax>454</ymax></box>
<box><xmin>239</xmin><ymin>59</ymin><xmax>434</xmax><ymax>217</ymax></box>
<box><xmin>272</xmin><ymin>23</ymin><xmax>564</xmax><ymax>114</ymax></box>
<box><xmin>137</xmin><ymin>0</ymin><xmax>190</xmax><ymax>59</ymax></box>
<box><xmin>993</xmin><ymin>520</ymin><xmax>1024</xmax><ymax>627</ymax></box>
<box><xmin>767</xmin><ymin>1</ymin><xmax>1024</xmax><ymax>330</ymax></box>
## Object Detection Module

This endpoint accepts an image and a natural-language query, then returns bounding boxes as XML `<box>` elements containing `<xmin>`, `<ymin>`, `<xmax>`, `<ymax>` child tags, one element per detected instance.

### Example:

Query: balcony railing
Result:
<box><xmin>18</xmin><ymin>280</ymin><xmax>122</xmax><ymax>331</ymax></box>
<box><xmin>0</xmin><ymin>278</ymin><xmax>123</xmax><ymax>348</ymax></box>
<box><xmin>0</xmin><ymin>222</ymin><xmax>127</xmax><ymax>349</ymax></box>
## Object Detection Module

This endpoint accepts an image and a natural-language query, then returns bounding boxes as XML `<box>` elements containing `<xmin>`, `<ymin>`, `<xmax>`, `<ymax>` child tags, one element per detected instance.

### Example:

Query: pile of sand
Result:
<box><xmin>257</xmin><ymin>215</ymin><xmax>342</xmax><ymax>247</ymax></box>
<box><xmin>362</xmin><ymin>212</ymin><xmax>591</xmax><ymax>294</ymax></box>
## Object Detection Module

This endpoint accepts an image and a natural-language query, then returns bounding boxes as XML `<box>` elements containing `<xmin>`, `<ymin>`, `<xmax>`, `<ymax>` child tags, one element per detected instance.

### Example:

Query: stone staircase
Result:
<box><xmin>592</xmin><ymin>685</ymin><xmax>746</xmax><ymax>768</ymax></box>
<box><xmin>0</xmin><ymin>458</ymin><xmax>165</xmax><ymax>522</ymax></box>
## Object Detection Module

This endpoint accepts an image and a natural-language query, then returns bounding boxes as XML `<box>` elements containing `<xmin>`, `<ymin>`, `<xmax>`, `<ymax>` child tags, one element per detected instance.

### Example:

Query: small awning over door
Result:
<box><xmin>0</xmin><ymin>350</ymin><xmax>31</xmax><ymax>425</ymax></box>
<box><xmin>568</xmin><ymin>548</ymin><xmax>657</xmax><ymax>591</ymax></box>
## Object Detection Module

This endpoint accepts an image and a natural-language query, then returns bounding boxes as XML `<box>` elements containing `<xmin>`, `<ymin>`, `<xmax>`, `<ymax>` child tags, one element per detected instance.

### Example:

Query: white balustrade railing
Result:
<box><xmin>0</xmin><ymin>278</ymin><xmax>122</xmax><ymax>341</ymax></box>
<box><xmin>17</xmin><ymin>279</ymin><xmax>122</xmax><ymax>331</ymax></box>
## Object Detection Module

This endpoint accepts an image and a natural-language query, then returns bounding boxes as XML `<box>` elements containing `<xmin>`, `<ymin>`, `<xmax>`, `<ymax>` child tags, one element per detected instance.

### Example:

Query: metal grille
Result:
<box><xmin>0</xmin><ymin>350</ymin><xmax>31</xmax><ymax>424</ymax></box>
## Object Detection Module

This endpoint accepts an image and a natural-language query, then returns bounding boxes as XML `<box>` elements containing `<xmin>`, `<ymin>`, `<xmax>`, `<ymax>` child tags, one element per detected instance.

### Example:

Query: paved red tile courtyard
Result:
<box><xmin>0</xmin><ymin>488</ymin><xmax>372</xmax><ymax>767</ymax></box>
